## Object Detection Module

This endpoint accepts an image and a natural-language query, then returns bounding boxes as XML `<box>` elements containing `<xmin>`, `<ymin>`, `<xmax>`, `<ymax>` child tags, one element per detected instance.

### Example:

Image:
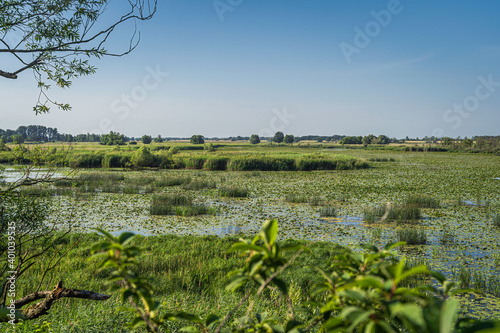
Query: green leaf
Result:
<box><xmin>175</xmin><ymin>312</ymin><xmax>204</xmax><ymax>324</ymax></box>
<box><xmin>322</xmin><ymin>317</ymin><xmax>343</xmax><ymax>331</ymax></box>
<box><xmin>179</xmin><ymin>326</ymin><xmax>200</xmax><ymax>333</ymax></box>
<box><xmin>261</xmin><ymin>219</ymin><xmax>278</xmax><ymax>246</ymax></box>
<box><xmin>205</xmin><ymin>314</ymin><xmax>220</xmax><ymax>327</ymax></box>
<box><xmin>227</xmin><ymin>243</ymin><xmax>263</xmax><ymax>253</ymax></box>
<box><xmin>285</xmin><ymin>320</ymin><xmax>303</xmax><ymax>333</ymax></box>
<box><xmin>360</xmin><ymin>244</ymin><xmax>379</xmax><ymax>253</ymax></box>
<box><xmin>118</xmin><ymin>232</ymin><xmax>136</xmax><ymax>245</ymax></box>
<box><xmin>397</xmin><ymin>265</ymin><xmax>429</xmax><ymax>284</ymax></box>
<box><xmin>384</xmin><ymin>241</ymin><xmax>405</xmax><ymax>251</ymax></box>
<box><xmin>346</xmin><ymin>310</ymin><xmax>372</xmax><ymax>332</ymax></box>
<box><xmin>94</xmin><ymin>228</ymin><xmax>116</xmax><ymax>242</ymax></box>
<box><xmin>430</xmin><ymin>271</ymin><xmax>447</xmax><ymax>283</ymax></box>
<box><xmin>226</xmin><ymin>275</ymin><xmax>249</xmax><ymax>291</ymax></box>
<box><xmin>439</xmin><ymin>298</ymin><xmax>458</xmax><ymax>333</ymax></box>
<box><xmin>337</xmin><ymin>289</ymin><xmax>367</xmax><ymax>302</ymax></box>
<box><xmin>390</xmin><ymin>303</ymin><xmax>425</xmax><ymax>329</ymax></box>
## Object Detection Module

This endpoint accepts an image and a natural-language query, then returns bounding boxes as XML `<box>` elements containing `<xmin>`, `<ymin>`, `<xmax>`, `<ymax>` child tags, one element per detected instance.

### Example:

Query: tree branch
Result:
<box><xmin>12</xmin><ymin>280</ymin><xmax>110</xmax><ymax>321</ymax></box>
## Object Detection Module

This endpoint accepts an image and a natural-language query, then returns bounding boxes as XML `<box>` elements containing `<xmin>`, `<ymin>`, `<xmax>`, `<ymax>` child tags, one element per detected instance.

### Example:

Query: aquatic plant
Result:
<box><xmin>182</xmin><ymin>179</ymin><xmax>217</xmax><ymax>190</ymax></box>
<box><xmin>397</xmin><ymin>228</ymin><xmax>427</xmax><ymax>245</ymax></box>
<box><xmin>406</xmin><ymin>194</ymin><xmax>440</xmax><ymax>208</ymax></box>
<box><xmin>155</xmin><ymin>176</ymin><xmax>191</xmax><ymax>187</ymax></box>
<box><xmin>91</xmin><ymin>221</ymin><xmax>500</xmax><ymax>332</ymax></box>
<box><xmin>319</xmin><ymin>206</ymin><xmax>336</xmax><ymax>217</ymax></box>
<box><xmin>493</xmin><ymin>214</ymin><xmax>500</xmax><ymax>228</ymax></box>
<box><xmin>218</xmin><ymin>186</ymin><xmax>249</xmax><ymax>198</ymax></box>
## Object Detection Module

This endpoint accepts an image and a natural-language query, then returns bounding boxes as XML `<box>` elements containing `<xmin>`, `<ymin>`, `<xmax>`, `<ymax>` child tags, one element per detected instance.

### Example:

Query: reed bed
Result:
<box><xmin>218</xmin><ymin>186</ymin><xmax>249</xmax><ymax>198</ymax></box>
<box><xmin>397</xmin><ymin>228</ymin><xmax>427</xmax><ymax>245</ymax></box>
<box><xmin>319</xmin><ymin>206</ymin><xmax>336</xmax><ymax>217</ymax></box>
<box><xmin>406</xmin><ymin>195</ymin><xmax>440</xmax><ymax>208</ymax></box>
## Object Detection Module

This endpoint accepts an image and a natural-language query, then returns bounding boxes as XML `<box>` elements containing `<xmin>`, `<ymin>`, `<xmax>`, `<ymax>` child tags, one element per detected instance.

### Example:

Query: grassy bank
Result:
<box><xmin>0</xmin><ymin>147</ymin><xmax>370</xmax><ymax>171</ymax></box>
<box><xmin>9</xmin><ymin>232</ymin><xmax>348</xmax><ymax>332</ymax></box>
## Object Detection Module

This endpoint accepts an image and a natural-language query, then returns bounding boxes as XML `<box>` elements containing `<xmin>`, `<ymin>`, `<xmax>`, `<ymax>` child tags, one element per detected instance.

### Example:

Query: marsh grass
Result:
<box><xmin>319</xmin><ymin>206</ymin><xmax>336</xmax><ymax>217</ymax></box>
<box><xmin>392</xmin><ymin>206</ymin><xmax>421</xmax><ymax>223</ymax></box>
<box><xmin>243</xmin><ymin>171</ymin><xmax>262</xmax><ymax>178</ymax></box>
<box><xmin>182</xmin><ymin>179</ymin><xmax>217</xmax><ymax>190</ymax></box>
<box><xmin>363</xmin><ymin>204</ymin><xmax>421</xmax><ymax>223</ymax></box>
<box><xmin>397</xmin><ymin>228</ymin><xmax>427</xmax><ymax>245</ymax></box>
<box><xmin>13</xmin><ymin>232</ymin><xmax>349</xmax><ymax>332</ymax></box>
<box><xmin>285</xmin><ymin>194</ymin><xmax>308</xmax><ymax>204</ymax></box>
<box><xmin>126</xmin><ymin>176</ymin><xmax>155</xmax><ymax>185</ymax></box>
<box><xmin>363</xmin><ymin>209</ymin><xmax>378</xmax><ymax>224</ymax></box>
<box><xmin>218</xmin><ymin>186</ymin><xmax>249</xmax><ymax>198</ymax></box>
<box><xmin>53</xmin><ymin>179</ymin><xmax>76</xmax><ymax>187</ymax></box>
<box><xmin>368</xmin><ymin>157</ymin><xmax>396</xmax><ymax>162</ymax></box>
<box><xmin>79</xmin><ymin>172</ymin><xmax>125</xmax><ymax>183</ymax></box>
<box><xmin>173</xmin><ymin>205</ymin><xmax>217</xmax><ymax>216</ymax></box>
<box><xmin>406</xmin><ymin>195</ymin><xmax>440</xmax><ymax>208</ymax></box>
<box><xmin>20</xmin><ymin>187</ymin><xmax>73</xmax><ymax>197</ymax></box>
<box><xmin>493</xmin><ymin>214</ymin><xmax>500</xmax><ymax>228</ymax></box>
<box><xmin>370</xmin><ymin>227</ymin><xmax>383</xmax><ymax>239</ymax></box>
<box><xmin>439</xmin><ymin>231</ymin><xmax>455</xmax><ymax>245</ymax></box>
<box><xmin>453</xmin><ymin>265</ymin><xmax>500</xmax><ymax>297</ymax></box>
<box><xmin>149</xmin><ymin>194</ymin><xmax>214</xmax><ymax>216</ymax></box>
<box><xmin>285</xmin><ymin>194</ymin><xmax>321</xmax><ymax>205</ymax></box>
<box><xmin>155</xmin><ymin>177</ymin><xmax>191</xmax><ymax>187</ymax></box>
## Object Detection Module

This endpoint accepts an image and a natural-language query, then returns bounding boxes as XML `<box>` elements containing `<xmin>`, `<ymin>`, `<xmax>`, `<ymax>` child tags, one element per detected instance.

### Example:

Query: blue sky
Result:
<box><xmin>2</xmin><ymin>0</ymin><xmax>500</xmax><ymax>138</ymax></box>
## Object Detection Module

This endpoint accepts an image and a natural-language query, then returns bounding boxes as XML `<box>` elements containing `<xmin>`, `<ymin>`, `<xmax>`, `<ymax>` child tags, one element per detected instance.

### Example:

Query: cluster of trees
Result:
<box><xmin>100</xmin><ymin>132</ymin><xmax>126</xmax><ymax>146</ymax></box>
<box><xmin>248</xmin><ymin>132</ymin><xmax>295</xmax><ymax>145</ymax></box>
<box><xmin>0</xmin><ymin>126</ymin><xmax>106</xmax><ymax>143</ymax></box>
<box><xmin>441</xmin><ymin>136</ymin><xmax>500</xmax><ymax>153</ymax></box>
<box><xmin>340</xmin><ymin>134</ymin><xmax>391</xmax><ymax>145</ymax></box>
<box><xmin>190</xmin><ymin>135</ymin><xmax>205</xmax><ymax>145</ymax></box>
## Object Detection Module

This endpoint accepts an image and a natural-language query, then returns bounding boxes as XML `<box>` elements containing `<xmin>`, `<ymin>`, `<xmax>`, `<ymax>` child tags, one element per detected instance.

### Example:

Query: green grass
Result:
<box><xmin>368</xmin><ymin>157</ymin><xmax>396</xmax><ymax>162</ymax></box>
<box><xmin>155</xmin><ymin>176</ymin><xmax>191</xmax><ymax>187</ymax></box>
<box><xmin>182</xmin><ymin>179</ymin><xmax>217</xmax><ymax>190</ymax></box>
<box><xmin>79</xmin><ymin>172</ymin><xmax>125</xmax><ymax>183</ymax></box>
<box><xmin>126</xmin><ymin>176</ymin><xmax>155</xmax><ymax>185</ymax></box>
<box><xmin>406</xmin><ymin>195</ymin><xmax>440</xmax><ymax>208</ymax></box>
<box><xmin>149</xmin><ymin>194</ymin><xmax>215</xmax><ymax>216</ymax></box>
<box><xmin>363</xmin><ymin>204</ymin><xmax>421</xmax><ymax>223</ymax></box>
<box><xmin>319</xmin><ymin>206</ymin><xmax>336</xmax><ymax>217</ymax></box>
<box><xmin>9</xmin><ymin>232</ymin><xmax>349</xmax><ymax>332</ymax></box>
<box><xmin>19</xmin><ymin>186</ymin><xmax>72</xmax><ymax>197</ymax></box>
<box><xmin>284</xmin><ymin>194</ymin><xmax>322</xmax><ymax>205</ymax></box>
<box><xmin>397</xmin><ymin>228</ymin><xmax>427</xmax><ymax>245</ymax></box>
<box><xmin>493</xmin><ymin>214</ymin><xmax>500</xmax><ymax>228</ymax></box>
<box><xmin>218</xmin><ymin>186</ymin><xmax>249</xmax><ymax>198</ymax></box>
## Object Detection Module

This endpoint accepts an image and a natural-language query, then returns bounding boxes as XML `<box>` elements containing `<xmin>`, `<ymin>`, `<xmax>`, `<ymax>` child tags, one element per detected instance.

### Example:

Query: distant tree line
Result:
<box><xmin>2</xmin><ymin>125</ymin><xmax>499</xmax><ymax>153</ymax></box>
<box><xmin>0</xmin><ymin>125</ymin><xmax>105</xmax><ymax>143</ymax></box>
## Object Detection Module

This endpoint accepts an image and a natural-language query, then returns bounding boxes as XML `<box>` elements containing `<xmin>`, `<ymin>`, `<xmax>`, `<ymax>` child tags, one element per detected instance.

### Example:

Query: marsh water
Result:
<box><xmin>2</xmin><ymin>151</ymin><xmax>500</xmax><ymax>318</ymax></box>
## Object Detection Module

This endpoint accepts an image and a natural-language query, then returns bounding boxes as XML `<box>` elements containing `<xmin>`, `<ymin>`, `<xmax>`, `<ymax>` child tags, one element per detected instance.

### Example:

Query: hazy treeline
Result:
<box><xmin>0</xmin><ymin>125</ymin><xmax>104</xmax><ymax>143</ymax></box>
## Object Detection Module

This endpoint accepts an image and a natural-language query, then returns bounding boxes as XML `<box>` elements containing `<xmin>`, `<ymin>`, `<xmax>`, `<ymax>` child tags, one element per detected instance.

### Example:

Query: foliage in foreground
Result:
<box><xmin>92</xmin><ymin>220</ymin><xmax>500</xmax><ymax>332</ymax></box>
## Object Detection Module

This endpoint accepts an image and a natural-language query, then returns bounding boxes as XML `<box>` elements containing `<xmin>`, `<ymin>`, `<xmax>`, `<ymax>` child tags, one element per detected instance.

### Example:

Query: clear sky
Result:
<box><xmin>2</xmin><ymin>0</ymin><xmax>500</xmax><ymax>138</ymax></box>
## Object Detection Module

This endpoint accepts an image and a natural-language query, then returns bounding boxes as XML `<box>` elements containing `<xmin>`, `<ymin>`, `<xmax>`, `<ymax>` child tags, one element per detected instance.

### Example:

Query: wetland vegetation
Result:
<box><xmin>1</xmin><ymin>141</ymin><xmax>500</xmax><ymax>331</ymax></box>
